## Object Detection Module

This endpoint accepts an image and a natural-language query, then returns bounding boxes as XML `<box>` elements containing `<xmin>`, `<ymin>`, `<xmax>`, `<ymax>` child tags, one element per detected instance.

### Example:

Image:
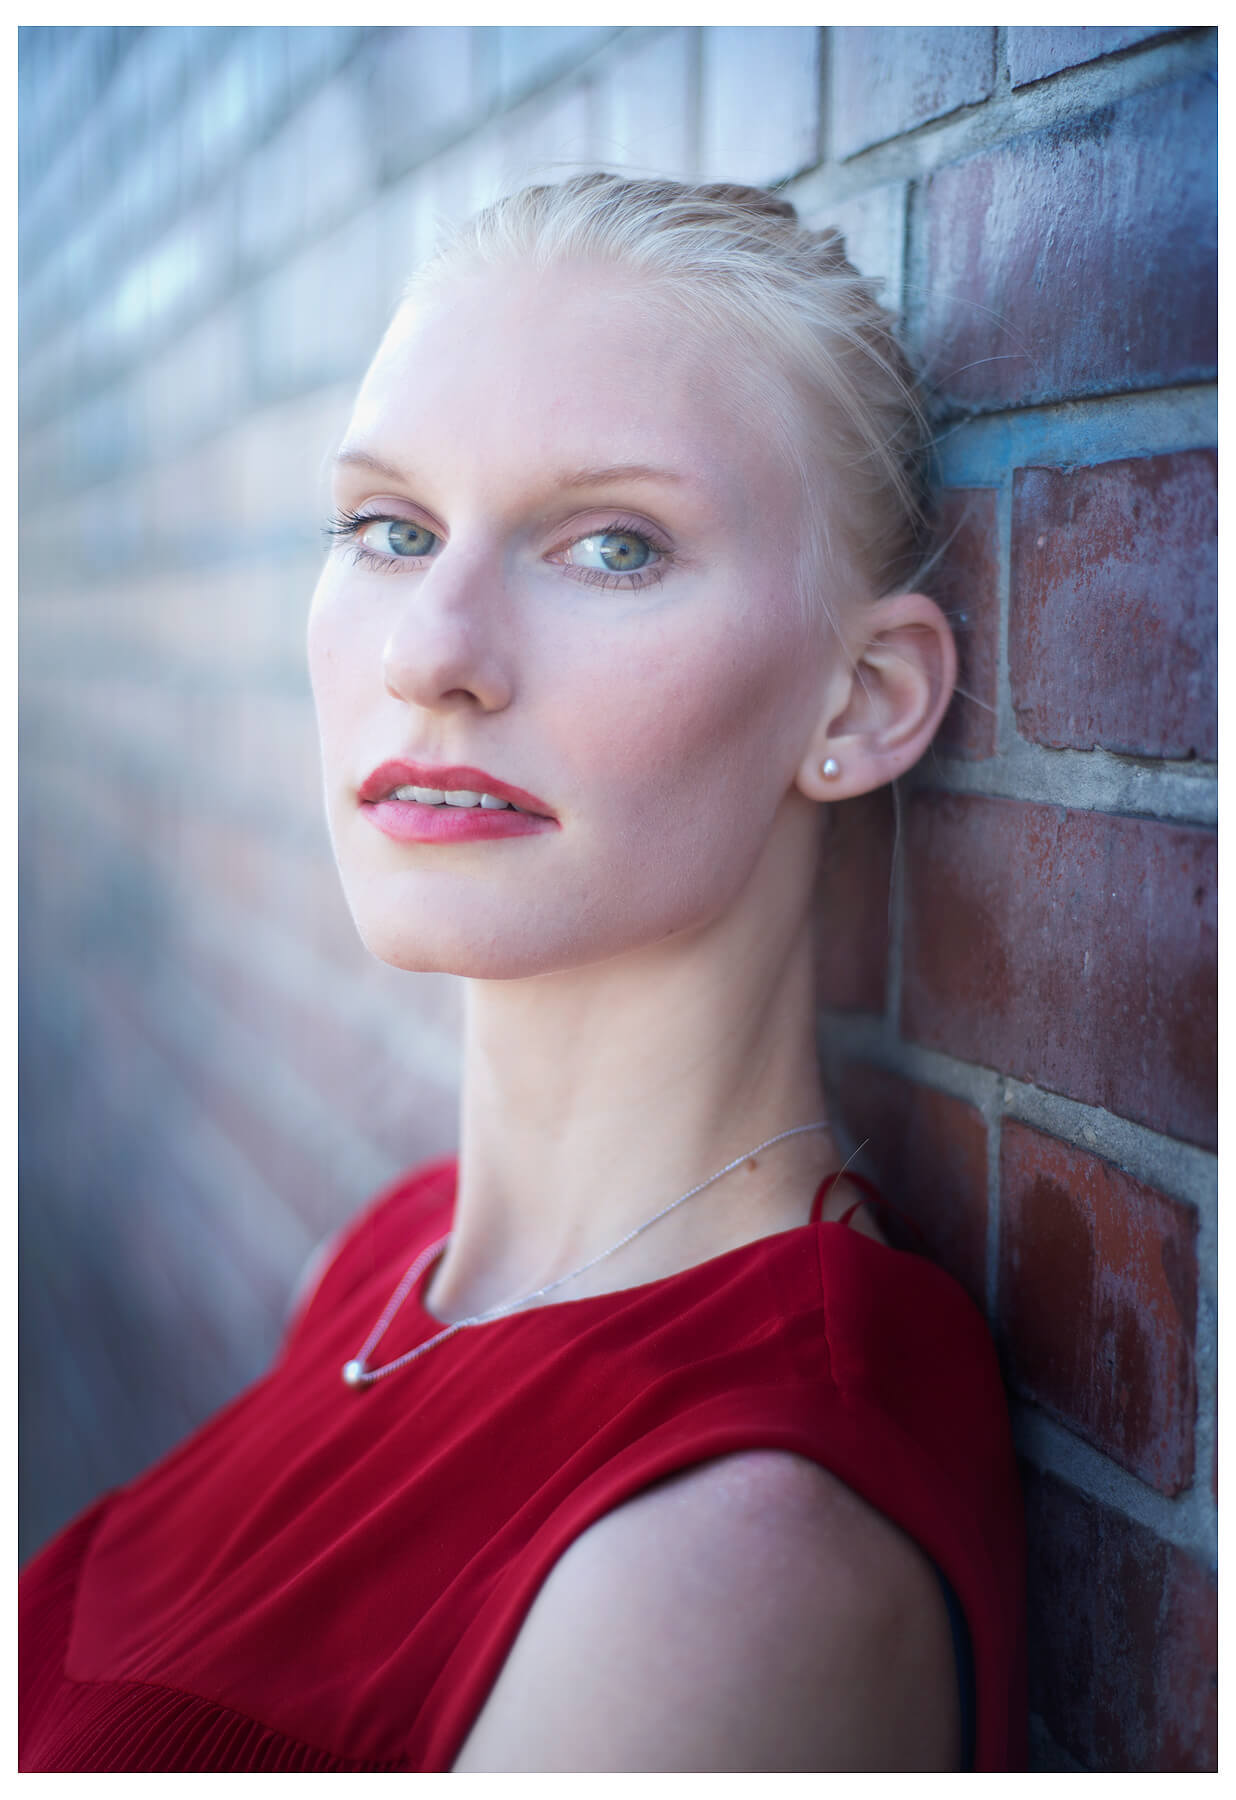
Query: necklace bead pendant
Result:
<box><xmin>337</xmin><ymin>1121</ymin><xmax>830</xmax><ymax>1396</ymax></box>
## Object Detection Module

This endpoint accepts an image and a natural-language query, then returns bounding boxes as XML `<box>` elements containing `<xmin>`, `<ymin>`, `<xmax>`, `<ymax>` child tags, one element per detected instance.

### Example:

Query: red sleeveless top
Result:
<box><xmin>20</xmin><ymin>1159</ymin><xmax>1026</xmax><ymax>1771</ymax></box>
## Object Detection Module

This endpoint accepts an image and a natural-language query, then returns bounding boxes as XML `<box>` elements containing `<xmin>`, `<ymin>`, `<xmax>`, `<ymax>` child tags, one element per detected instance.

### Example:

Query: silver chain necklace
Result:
<box><xmin>341</xmin><ymin>1119</ymin><xmax>830</xmax><ymax>1389</ymax></box>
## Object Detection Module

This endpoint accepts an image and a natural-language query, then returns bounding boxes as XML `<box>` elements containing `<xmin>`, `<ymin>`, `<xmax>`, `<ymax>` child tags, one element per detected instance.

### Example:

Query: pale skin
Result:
<box><xmin>308</xmin><ymin>257</ymin><xmax>960</xmax><ymax>1771</ymax></box>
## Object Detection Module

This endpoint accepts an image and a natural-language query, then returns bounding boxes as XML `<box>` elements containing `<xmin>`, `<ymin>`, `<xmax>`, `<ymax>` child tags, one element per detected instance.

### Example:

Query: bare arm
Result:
<box><xmin>453</xmin><ymin>1450</ymin><xmax>960</xmax><ymax>1772</ymax></box>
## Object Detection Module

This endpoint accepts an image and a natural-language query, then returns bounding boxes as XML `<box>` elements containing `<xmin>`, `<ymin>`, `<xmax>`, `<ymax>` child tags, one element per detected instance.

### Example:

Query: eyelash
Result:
<box><xmin>323</xmin><ymin>507</ymin><xmax>671</xmax><ymax>591</ymax></box>
<box><xmin>323</xmin><ymin>508</ymin><xmax>414</xmax><ymax>577</ymax></box>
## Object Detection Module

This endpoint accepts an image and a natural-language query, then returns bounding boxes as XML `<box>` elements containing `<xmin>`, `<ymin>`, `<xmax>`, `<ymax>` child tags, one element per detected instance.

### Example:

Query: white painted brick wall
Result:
<box><xmin>594</xmin><ymin>26</ymin><xmax>698</xmax><ymax>179</ymax></box>
<box><xmin>700</xmin><ymin>26</ymin><xmax>820</xmax><ymax>187</ymax></box>
<box><xmin>806</xmin><ymin>181</ymin><xmax>908</xmax><ymax>317</ymax></box>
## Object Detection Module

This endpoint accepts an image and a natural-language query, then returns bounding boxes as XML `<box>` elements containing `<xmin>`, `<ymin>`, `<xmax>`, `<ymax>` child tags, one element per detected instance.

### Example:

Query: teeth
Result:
<box><xmin>390</xmin><ymin>785</ymin><xmax>443</xmax><ymax>803</ymax></box>
<box><xmin>389</xmin><ymin>784</ymin><xmax>516</xmax><ymax>811</ymax></box>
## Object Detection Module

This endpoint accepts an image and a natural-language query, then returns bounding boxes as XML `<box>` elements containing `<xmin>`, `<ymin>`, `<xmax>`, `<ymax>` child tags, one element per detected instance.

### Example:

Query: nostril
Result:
<box><xmin>381</xmin><ymin>651</ymin><xmax>507</xmax><ymax>715</ymax></box>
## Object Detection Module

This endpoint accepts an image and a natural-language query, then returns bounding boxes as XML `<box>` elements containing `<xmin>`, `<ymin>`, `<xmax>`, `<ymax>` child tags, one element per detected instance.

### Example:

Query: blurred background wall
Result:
<box><xmin>19</xmin><ymin>26</ymin><xmax>1216</xmax><ymax>1771</ymax></box>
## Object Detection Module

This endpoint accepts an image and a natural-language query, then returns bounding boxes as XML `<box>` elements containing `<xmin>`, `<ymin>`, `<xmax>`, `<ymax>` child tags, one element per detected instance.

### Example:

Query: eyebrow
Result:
<box><xmin>558</xmin><ymin>463</ymin><xmax>686</xmax><ymax>490</ymax></box>
<box><xmin>333</xmin><ymin>448</ymin><xmax>687</xmax><ymax>492</ymax></box>
<box><xmin>334</xmin><ymin>447</ymin><xmax>409</xmax><ymax>483</ymax></box>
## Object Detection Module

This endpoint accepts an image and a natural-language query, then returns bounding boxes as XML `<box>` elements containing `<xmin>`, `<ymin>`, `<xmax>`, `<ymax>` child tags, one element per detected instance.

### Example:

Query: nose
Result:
<box><xmin>380</xmin><ymin>553</ymin><xmax>514</xmax><ymax>714</ymax></box>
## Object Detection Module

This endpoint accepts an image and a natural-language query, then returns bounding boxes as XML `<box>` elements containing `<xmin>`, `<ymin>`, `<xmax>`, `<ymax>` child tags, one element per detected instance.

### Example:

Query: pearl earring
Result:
<box><xmin>820</xmin><ymin>757</ymin><xmax>841</xmax><ymax>780</ymax></box>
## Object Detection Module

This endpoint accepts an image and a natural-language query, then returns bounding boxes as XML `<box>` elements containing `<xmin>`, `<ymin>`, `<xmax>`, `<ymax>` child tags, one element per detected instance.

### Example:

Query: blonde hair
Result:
<box><xmin>407</xmin><ymin>172</ymin><xmax>932</xmax><ymax>626</ymax></box>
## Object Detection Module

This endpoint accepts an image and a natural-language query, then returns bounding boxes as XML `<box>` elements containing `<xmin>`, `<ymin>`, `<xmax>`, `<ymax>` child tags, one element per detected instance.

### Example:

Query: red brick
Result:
<box><xmin>901</xmin><ymin>795</ymin><xmax>1216</xmax><ymax>1148</ymax></box>
<box><xmin>830</xmin><ymin>28</ymin><xmax>995</xmax><ymax>159</ymax></box>
<box><xmin>174</xmin><ymin>815</ymin><xmax>277</xmax><ymax>914</ymax></box>
<box><xmin>1010</xmin><ymin>453</ymin><xmax>1216</xmax><ymax>760</ymax></box>
<box><xmin>931</xmin><ymin>488</ymin><xmax>1000</xmax><ymax>759</ymax></box>
<box><xmin>920</xmin><ymin>77</ymin><xmax>1217</xmax><ymax>409</ymax></box>
<box><xmin>1024</xmin><ymin>1468</ymin><xmax>1217</xmax><ymax>1770</ymax></box>
<box><xmin>183</xmin><ymin>935</ymin><xmax>459</xmax><ymax>1178</ymax></box>
<box><xmin>182</xmin><ymin>1066</ymin><xmax>351</xmax><ymax>1245</ymax></box>
<box><xmin>999</xmin><ymin>1122</ymin><xmax>1197</xmax><ymax>1492</ymax></box>
<box><xmin>288</xmin><ymin>844</ymin><xmax>376</xmax><ymax>975</ymax></box>
<box><xmin>1008</xmin><ymin>27</ymin><xmax>1175</xmax><ymax>88</ymax></box>
<box><xmin>812</xmin><ymin>786</ymin><xmax>894</xmax><ymax>1013</ymax></box>
<box><xmin>1028</xmin><ymin>1726</ymin><xmax>1083</xmax><ymax>1772</ymax></box>
<box><xmin>838</xmin><ymin>1063</ymin><xmax>988</xmax><ymax>1308</ymax></box>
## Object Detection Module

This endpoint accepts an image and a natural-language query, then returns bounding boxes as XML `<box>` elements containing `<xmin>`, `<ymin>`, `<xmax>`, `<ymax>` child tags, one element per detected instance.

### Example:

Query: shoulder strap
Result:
<box><xmin>807</xmin><ymin>1168</ymin><xmax>887</xmax><ymax>1226</ymax></box>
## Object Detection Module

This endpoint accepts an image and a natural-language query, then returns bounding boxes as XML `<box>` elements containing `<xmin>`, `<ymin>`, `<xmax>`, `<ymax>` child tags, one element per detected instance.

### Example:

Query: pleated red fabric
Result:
<box><xmin>20</xmin><ymin>1158</ymin><xmax>1026</xmax><ymax>1771</ymax></box>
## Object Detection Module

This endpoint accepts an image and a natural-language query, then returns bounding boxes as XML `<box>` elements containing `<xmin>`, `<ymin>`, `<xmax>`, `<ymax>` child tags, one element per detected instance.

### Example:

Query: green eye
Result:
<box><xmin>360</xmin><ymin>518</ymin><xmax>439</xmax><ymax>558</ymax></box>
<box><xmin>574</xmin><ymin>530</ymin><xmax>654</xmax><ymax>573</ymax></box>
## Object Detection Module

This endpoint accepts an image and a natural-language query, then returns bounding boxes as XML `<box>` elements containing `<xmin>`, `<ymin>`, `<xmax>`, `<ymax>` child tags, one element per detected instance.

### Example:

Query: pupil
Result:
<box><xmin>599</xmin><ymin>531</ymin><xmax>649</xmax><ymax>571</ymax></box>
<box><xmin>389</xmin><ymin>521</ymin><xmax>430</xmax><ymax>556</ymax></box>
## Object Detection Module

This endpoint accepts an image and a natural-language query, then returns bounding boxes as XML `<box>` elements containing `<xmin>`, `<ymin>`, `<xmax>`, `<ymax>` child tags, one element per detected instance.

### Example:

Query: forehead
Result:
<box><xmin>347</xmin><ymin>260</ymin><xmax>799</xmax><ymax>510</ymax></box>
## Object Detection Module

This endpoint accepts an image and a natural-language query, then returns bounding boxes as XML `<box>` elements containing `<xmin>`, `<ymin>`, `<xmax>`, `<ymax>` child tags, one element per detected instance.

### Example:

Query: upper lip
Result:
<box><xmin>359</xmin><ymin>760</ymin><xmax>557</xmax><ymax>819</ymax></box>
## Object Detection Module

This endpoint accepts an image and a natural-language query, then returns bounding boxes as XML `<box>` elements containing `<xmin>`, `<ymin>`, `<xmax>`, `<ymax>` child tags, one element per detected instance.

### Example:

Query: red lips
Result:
<box><xmin>359</xmin><ymin>760</ymin><xmax>556</xmax><ymax>820</ymax></box>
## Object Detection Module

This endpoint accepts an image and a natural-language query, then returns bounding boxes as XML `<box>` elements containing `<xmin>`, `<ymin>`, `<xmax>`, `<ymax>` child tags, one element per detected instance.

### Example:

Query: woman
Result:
<box><xmin>20</xmin><ymin>175</ymin><xmax>1024</xmax><ymax>1772</ymax></box>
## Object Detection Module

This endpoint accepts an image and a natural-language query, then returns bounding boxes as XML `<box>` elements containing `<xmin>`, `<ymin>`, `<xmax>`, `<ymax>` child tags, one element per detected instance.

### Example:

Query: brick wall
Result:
<box><xmin>19</xmin><ymin>27</ymin><xmax>1216</xmax><ymax>1770</ymax></box>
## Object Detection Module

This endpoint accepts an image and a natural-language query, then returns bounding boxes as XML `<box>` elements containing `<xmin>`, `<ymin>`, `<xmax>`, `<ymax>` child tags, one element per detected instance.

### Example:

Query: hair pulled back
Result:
<box><xmin>409</xmin><ymin>172</ymin><xmax>932</xmax><ymax>614</ymax></box>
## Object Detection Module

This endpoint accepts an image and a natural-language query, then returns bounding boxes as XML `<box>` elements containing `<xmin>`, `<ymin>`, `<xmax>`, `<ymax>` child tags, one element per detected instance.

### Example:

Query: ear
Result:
<box><xmin>795</xmin><ymin>592</ymin><xmax>957</xmax><ymax>802</ymax></box>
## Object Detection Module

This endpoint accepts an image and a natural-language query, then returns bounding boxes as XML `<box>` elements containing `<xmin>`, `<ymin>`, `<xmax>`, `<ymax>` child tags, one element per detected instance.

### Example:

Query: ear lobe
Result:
<box><xmin>797</xmin><ymin>593</ymin><xmax>957</xmax><ymax>802</ymax></box>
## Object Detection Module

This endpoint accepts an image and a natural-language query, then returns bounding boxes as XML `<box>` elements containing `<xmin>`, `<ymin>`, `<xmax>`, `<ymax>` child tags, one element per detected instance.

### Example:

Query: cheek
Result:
<box><xmin>306</xmin><ymin>568</ymin><xmax>342</xmax><ymax>702</ymax></box>
<box><xmin>306</xmin><ymin>568</ymin><xmax>376</xmax><ymax>745</ymax></box>
<box><xmin>563</xmin><ymin>604</ymin><xmax>809</xmax><ymax>854</ymax></box>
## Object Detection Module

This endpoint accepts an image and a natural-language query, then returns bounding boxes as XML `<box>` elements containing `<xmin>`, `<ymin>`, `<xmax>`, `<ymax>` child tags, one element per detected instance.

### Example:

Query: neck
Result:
<box><xmin>426</xmin><ymin>798</ymin><xmax>841</xmax><ymax>1322</ymax></box>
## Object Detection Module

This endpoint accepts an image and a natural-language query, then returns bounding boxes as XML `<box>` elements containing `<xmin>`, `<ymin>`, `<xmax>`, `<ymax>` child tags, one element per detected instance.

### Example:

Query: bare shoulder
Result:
<box><xmin>453</xmin><ymin>1451</ymin><xmax>960</xmax><ymax>1772</ymax></box>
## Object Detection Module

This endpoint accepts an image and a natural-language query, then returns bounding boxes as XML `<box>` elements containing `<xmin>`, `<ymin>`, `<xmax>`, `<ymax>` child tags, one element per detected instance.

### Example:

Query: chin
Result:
<box><xmin>355</xmin><ymin>919</ymin><xmax>554</xmax><ymax>980</ymax></box>
<box><xmin>331</xmin><ymin>807</ymin><xmax>776</xmax><ymax>982</ymax></box>
<box><xmin>343</xmin><ymin>881</ymin><xmax>723</xmax><ymax>984</ymax></box>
